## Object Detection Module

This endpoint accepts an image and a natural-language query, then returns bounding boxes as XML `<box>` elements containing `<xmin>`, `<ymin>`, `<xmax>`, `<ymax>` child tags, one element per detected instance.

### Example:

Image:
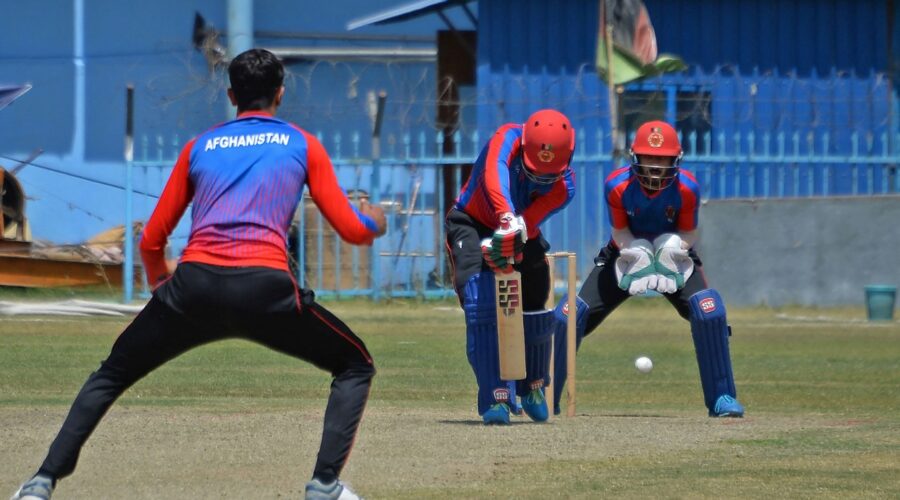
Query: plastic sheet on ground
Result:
<box><xmin>0</xmin><ymin>299</ymin><xmax>145</xmax><ymax>316</ymax></box>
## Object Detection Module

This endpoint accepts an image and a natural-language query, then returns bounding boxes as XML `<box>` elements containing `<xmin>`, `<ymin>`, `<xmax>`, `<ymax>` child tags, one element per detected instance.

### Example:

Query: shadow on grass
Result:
<box><xmin>438</xmin><ymin>418</ymin><xmax>538</xmax><ymax>426</ymax></box>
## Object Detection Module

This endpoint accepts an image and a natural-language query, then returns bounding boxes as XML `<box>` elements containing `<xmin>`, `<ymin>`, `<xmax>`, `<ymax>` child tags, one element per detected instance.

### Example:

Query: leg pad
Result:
<box><xmin>689</xmin><ymin>288</ymin><xmax>737</xmax><ymax>412</ymax></box>
<box><xmin>463</xmin><ymin>273</ymin><xmax>510</xmax><ymax>415</ymax></box>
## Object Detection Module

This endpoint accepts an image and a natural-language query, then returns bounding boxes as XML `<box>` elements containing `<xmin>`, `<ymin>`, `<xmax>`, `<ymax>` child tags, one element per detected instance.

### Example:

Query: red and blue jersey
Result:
<box><xmin>453</xmin><ymin>124</ymin><xmax>575</xmax><ymax>238</ymax></box>
<box><xmin>140</xmin><ymin>111</ymin><xmax>378</xmax><ymax>287</ymax></box>
<box><xmin>604</xmin><ymin>166</ymin><xmax>700</xmax><ymax>241</ymax></box>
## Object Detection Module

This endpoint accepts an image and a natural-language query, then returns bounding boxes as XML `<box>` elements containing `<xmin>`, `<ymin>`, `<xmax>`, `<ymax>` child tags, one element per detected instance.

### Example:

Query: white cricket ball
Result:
<box><xmin>635</xmin><ymin>356</ymin><xmax>653</xmax><ymax>373</ymax></box>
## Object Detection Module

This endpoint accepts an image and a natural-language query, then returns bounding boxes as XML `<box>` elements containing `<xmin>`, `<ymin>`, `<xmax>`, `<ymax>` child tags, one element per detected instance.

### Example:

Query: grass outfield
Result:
<box><xmin>1</xmin><ymin>297</ymin><xmax>898</xmax><ymax>498</ymax></box>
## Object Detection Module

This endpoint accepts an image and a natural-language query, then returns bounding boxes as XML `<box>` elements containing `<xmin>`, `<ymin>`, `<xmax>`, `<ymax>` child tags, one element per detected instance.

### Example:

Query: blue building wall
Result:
<box><xmin>0</xmin><ymin>0</ymin><xmax>441</xmax><ymax>243</ymax></box>
<box><xmin>476</xmin><ymin>0</ymin><xmax>893</xmax><ymax>139</ymax></box>
<box><xmin>650</xmin><ymin>0</ymin><xmax>888</xmax><ymax>76</ymax></box>
<box><xmin>474</xmin><ymin>0</ymin><xmax>897</xmax><ymax>260</ymax></box>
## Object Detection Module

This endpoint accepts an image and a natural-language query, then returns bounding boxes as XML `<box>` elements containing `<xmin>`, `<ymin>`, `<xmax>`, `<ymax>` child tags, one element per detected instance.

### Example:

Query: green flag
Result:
<box><xmin>596</xmin><ymin>0</ymin><xmax>686</xmax><ymax>85</ymax></box>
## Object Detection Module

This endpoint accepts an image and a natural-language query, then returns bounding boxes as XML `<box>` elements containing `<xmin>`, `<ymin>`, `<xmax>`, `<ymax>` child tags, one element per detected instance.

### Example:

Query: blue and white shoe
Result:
<box><xmin>521</xmin><ymin>388</ymin><xmax>549</xmax><ymax>422</ymax></box>
<box><xmin>482</xmin><ymin>402</ymin><xmax>511</xmax><ymax>425</ymax></box>
<box><xmin>304</xmin><ymin>478</ymin><xmax>362</xmax><ymax>500</ymax></box>
<box><xmin>710</xmin><ymin>394</ymin><xmax>745</xmax><ymax>417</ymax></box>
<box><xmin>10</xmin><ymin>474</ymin><xmax>54</xmax><ymax>500</ymax></box>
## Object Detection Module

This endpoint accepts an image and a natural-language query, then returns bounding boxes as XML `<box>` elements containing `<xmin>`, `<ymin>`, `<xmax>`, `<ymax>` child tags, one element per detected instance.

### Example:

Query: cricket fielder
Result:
<box><xmin>12</xmin><ymin>49</ymin><xmax>384</xmax><ymax>500</ymax></box>
<box><xmin>446</xmin><ymin>109</ymin><xmax>576</xmax><ymax>425</ymax></box>
<box><xmin>551</xmin><ymin>120</ymin><xmax>745</xmax><ymax>418</ymax></box>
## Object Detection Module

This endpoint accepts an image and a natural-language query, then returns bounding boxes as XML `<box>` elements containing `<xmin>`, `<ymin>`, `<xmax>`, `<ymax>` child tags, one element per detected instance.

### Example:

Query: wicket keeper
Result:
<box><xmin>445</xmin><ymin>109</ymin><xmax>576</xmax><ymax>425</ymax></box>
<box><xmin>12</xmin><ymin>49</ymin><xmax>385</xmax><ymax>500</ymax></box>
<box><xmin>551</xmin><ymin>120</ymin><xmax>745</xmax><ymax>418</ymax></box>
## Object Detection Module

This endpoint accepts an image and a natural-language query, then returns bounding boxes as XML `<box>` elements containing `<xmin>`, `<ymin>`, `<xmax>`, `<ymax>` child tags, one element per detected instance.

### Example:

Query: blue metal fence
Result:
<box><xmin>123</xmin><ymin>129</ymin><xmax>900</xmax><ymax>302</ymax></box>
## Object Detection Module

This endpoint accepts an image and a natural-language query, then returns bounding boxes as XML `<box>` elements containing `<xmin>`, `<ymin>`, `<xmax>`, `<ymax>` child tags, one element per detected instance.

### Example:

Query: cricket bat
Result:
<box><xmin>495</xmin><ymin>270</ymin><xmax>526</xmax><ymax>380</ymax></box>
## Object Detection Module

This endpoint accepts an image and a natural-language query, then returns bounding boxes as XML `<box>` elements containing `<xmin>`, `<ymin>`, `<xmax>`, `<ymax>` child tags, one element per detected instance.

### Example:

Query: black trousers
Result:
<box><xmin>39</xmin><ymin>262</ymin><xmax>374</xmax><ymax>484</ymax></box>
<box><xmin>444</xmin><ymin>208</ymin><xmax>550</xmax><ymax>311</ymax></box>
<box><xmin>579</xmin><ymin>242</ymin><xmax>709</xmax><ymax>336</ymax></box>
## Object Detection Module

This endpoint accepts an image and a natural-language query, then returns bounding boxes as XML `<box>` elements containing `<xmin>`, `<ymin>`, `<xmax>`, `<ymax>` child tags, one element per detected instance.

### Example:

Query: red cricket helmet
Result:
<box><xmin>630</xmin><ymin>120</ymin><xmax>683</xmax><ymax>191</ymax></box>
<box><xmin>631</xmin><ymin>120</ymin><xmax>682</xmax><ymax>157</ymax></box>
<box><xmin>521</xmin><ymin>109</ymin><xmax>575</xmax><ymax>183</ymax></box>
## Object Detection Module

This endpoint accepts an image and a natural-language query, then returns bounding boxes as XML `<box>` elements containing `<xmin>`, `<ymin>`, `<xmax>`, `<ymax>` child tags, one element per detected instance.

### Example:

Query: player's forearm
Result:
<box><xmin>139</xmin><ymin>244</ymin><xmax>169</xmax><ymax>288</ymax></box>
<box><xmin>678</xmin><ymin>230</ymin><xmax>698</xmax><ymax>249</ymax></box>
<box><xmin>139</xmin><ymin>140</ymin><xmax>195</xmax><ymax>288</ymax></box>
<box><xmin>485</xmin><ymin>174</ymin><xmax>515</xmax><ymax>222</ymax></box>
<box><xmin>139</xmin><ymin>204</ymin><xmax>187</xmax><ymax>287</ymax></box>
<box><xmin>304</xmin><ymin>132</ymin><xmax>379</xmax><ymax>245</ymax></box>
<box><xmin>310</xmin><ymin>190</ymin><xmax>378</xmax><ymax>245</ymax></box>
<box><xmin>612</xmin><ymin>227</ymin><xmax>635</xmax><ymax>248</ymax></box>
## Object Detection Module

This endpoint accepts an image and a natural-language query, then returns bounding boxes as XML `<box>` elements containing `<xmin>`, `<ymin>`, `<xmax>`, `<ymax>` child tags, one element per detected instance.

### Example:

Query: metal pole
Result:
<box><xmin>605</xmin><ymin>22</ymin><xmax>620</xmax><ymax>163</ymax></box>
<box><xmin>72</xmin><ymin>0</ymin><xmax>85</xmax><ymax>161</ymax></box>
<box><xmin>123</xmin><ymin>84</ymin><xmax>135</xmax><ymax>303</ymax></box>
<box><xmin>226</xmin><ymin>0</ymin><xmax>254</xmax><ymax>118</ymax></box>
<box><xmin>370</xmin><ymin>91</ymin><xmax>386</xmax><ymax>300</ymax></box>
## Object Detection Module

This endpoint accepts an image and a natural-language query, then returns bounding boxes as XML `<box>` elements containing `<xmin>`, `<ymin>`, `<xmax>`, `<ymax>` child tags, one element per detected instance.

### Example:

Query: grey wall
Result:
<box><xmin>696</xmin><ymin>196</ymin><xmax>900</xmax><ymax>306</ymax></box>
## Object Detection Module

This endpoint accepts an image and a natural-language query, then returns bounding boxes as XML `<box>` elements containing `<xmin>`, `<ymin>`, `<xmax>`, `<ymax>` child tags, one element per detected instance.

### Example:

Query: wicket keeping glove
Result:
<box><xmin>488</xmin><ymin>212</ymin><xmax>527</xmax><ymax>263</ymax></box>
<box><xmin>652</xmin><ymin>233</ymin><xmax>694</xmax><ymax>293</ymax></box>
<box><xmin>481</xmin><ymin>238</ymin><xmax>514</xmax><ymax>274</ymax></box>
<box><xmin>614</xmin><ymin>239</ymin><xmax>657</xmax><ymax>295</ymax></box>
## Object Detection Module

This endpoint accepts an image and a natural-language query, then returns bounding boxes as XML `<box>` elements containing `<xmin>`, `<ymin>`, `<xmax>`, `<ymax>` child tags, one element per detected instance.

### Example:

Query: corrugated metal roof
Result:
<box><xmin>0</xmin><ymin>84</ymin><xmax>31</xmax><ymax>112</ymax></box>
<box><xmin>347</xmin><ymin>0</ymin><xmax>475</xmax><ymax>31</ymax></box>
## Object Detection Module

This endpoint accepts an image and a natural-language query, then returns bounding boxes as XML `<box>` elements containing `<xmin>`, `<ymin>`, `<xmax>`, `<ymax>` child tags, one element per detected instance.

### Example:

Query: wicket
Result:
<box><xmin>545</xmin><ymin>251</ymin><xmax>577</xmax><ymax>418</ymax></box>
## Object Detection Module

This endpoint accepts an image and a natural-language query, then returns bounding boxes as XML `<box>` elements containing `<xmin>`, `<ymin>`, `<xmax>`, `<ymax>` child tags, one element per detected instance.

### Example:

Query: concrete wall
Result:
<box><xmin>696</xmin><ymin>196</ymin><xmax>900</xmax><ymax>306</ymax></box>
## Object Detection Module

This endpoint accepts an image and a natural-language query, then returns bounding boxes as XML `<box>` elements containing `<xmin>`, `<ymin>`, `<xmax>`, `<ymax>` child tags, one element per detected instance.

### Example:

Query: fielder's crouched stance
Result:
<box><xmin>446</xmin><ymin>109</ymin><xmax>576</xmax><ymax>425</ymax></box>
<box><xmin>12</xmin><ymin>49</ymin><xmax>385</xmax><ymax>500</ymax></box>
<box><xmin>551</xmin><ymin>120</ymin><xmax>745</xmax><ymax>418</ymax></box>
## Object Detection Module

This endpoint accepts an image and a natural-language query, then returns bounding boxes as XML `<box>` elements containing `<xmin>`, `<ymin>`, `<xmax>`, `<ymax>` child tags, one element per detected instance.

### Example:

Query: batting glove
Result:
<box><xmin>481</xmin><ymin>238</ymin><xmax>514</xmax><ymax>274</ymax></box>
<box><xmin>488</xmin><ymin>212</ymin><xmax>527</xmax><ymax>263</ymax></box>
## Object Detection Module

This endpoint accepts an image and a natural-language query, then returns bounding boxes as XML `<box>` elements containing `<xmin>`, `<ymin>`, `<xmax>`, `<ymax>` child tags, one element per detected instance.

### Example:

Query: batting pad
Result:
<box><xmin>463</xmin><ymin>272</ymin><xmax>508</xmax><ymax>415</ymax></box>
<box><xmin>688</xmin><ymin>288</ymin><xmax>737</xmax><ymax>411</ymax></box>
<box><xmin>551</xmin><ymin>294</ymin><xmax>588</xmax><ymax>408</ymax></box>
<box><xmin>517</xmin><ymin>310</ymin><xmax>554</xmax><ymax>394</ymax></box>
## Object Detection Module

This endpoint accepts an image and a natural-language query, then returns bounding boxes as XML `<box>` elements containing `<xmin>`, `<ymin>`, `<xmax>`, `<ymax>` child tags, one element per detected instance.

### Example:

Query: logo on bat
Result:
<box><xmin>497</xmin><ymin>279</ymin><xmax>521</xmax><ymax>316</ymax></box>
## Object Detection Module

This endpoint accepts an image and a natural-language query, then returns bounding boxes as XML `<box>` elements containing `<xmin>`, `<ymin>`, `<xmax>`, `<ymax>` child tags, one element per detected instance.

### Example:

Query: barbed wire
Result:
<box><xmin>126</xmin><ymin>50</ymin><xmax>896</xmax><ymax>144</ymax></box>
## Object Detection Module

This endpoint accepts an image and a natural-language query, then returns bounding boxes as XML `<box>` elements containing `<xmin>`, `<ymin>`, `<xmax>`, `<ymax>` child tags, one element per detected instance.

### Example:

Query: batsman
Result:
<box><xmin>551</xmin><ymin>120</ymin><xmax>745</xmax><ymax>418</ymax></box>
<box><xmin>445</xmin><ymin>109</ymin><xmax>576</xmax><ymax>425</ymax></box>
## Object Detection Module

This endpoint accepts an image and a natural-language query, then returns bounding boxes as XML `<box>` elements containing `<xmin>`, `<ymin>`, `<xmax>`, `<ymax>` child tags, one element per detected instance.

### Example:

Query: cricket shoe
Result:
<box><xmin>305</xmin><ymin>478</ymin><xmax>362</xmax><ymax>500</ymax></box>
<box><xmin>10</xmin><ymin>474</ymin><xmax>53</xmax><ymax>500</ymax></box>
<box><xmin>521</xmin><ymin>388</ymin><xmax>548</xmax><ymax>422</ymax></box>
<box><xmin>710</xmin><ymin>394</ymin><xmax>745</xmax><ymax>418</ymax></box>
<box><xmin>482</xmin><ymin>402</ymin><xmax>511</xmax><ymax>425</ymax></box>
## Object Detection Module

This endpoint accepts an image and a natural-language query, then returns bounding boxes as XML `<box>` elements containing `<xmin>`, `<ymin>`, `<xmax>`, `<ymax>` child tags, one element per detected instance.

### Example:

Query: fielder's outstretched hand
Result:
<box><xmin>359</xmin><ymin>200</ymin><xmax>387</xmax><ymax>237</ymax></box>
